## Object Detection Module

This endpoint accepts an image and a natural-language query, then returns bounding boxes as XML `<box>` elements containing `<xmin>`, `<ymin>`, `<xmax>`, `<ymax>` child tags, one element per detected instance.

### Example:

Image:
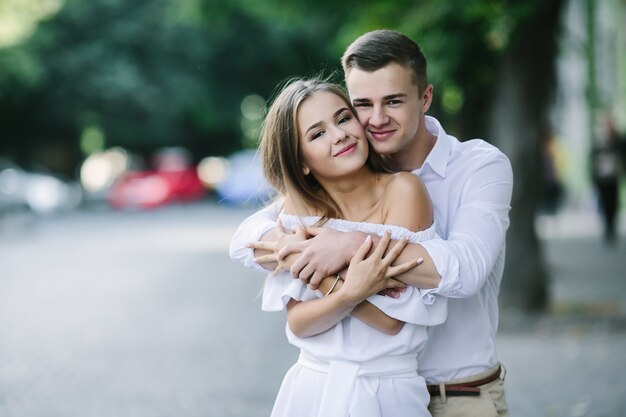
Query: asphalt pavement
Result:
<box><xmin>0</xmin><ymin>202</ymin><xmax>624</xmax><ymax>417</ymax></box>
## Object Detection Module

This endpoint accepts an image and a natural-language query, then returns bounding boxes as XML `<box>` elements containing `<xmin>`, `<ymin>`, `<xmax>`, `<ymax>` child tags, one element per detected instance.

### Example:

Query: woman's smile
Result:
<box><xmin>334</xmin><ymin>143</ymin><xmax>358</xmax><ymax>157</ymax></box>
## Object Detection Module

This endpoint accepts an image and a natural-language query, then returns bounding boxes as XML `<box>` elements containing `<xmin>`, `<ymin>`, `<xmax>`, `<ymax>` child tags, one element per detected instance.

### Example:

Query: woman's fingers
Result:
<box><xmin>352</xmin><ymin>235</ymin><xmax>373</xmax><ymax>263</ymax></box>
<box><xmin>370</xmin><ymin>231</ymin><xmax>392</xmax><ymax>259</ymax></box>
<box><xmin>385</xmin><ymin>257</ymin><xmax>423</xmax><ymax>278</ymax></box>
<box><xmin>247</xmin><ymin>240</ymin><xmax>277</xmax><ymax>251</ymax></box>
<box><xmin>254</xmin><ymin>253</ymin><xmax>278</xmax><ymax>264</ymax></box>
<box><xmin>381</xmin><ymin>236</ymin><xmax>409</xmax><ymax>265</ymax></box>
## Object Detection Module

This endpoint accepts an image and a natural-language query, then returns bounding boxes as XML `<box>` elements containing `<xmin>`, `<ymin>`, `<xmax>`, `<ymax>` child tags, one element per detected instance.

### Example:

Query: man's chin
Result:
<box><xmin>369</xmin><ymin>140</ymin><xmax>399</xmax><ymax>155</ymax></box>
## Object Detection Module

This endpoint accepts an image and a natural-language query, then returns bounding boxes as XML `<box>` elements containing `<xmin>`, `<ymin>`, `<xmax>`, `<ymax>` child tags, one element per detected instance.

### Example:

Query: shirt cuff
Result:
<box><xmin>240</xmin><ymin>221</ymin><xmax>278</xmax><ymax>273</ymax></box>
<box><xmin>419</xmin><ymin>240</ymin><xmax>462</xmax><ymax>301</ymax></box>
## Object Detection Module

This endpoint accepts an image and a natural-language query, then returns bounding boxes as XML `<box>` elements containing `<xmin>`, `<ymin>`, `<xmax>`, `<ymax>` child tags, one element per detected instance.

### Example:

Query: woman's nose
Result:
<box><xmin>332</xmin><ymin>126</ymin><xmax>348</xmax><ymax>143</ymax></box>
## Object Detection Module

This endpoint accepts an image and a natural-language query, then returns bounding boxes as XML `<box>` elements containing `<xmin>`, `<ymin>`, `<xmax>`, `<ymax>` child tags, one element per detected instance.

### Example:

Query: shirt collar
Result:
<box><xmin>417</xmin><ymin>116</ymin><xmax>451</xmax><ymax>178</ymax></box>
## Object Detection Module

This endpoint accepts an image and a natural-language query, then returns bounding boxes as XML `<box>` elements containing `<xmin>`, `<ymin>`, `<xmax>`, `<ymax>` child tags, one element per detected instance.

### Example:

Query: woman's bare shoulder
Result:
<box><xmin>385</xmin><ymin>172</ymin><xmax>427</xmax><ymax>196</ymax></box>
<box><xmin>382</xmin><ymin>172</ymin><xmax>433</xmax><ymax>232</ymax></box>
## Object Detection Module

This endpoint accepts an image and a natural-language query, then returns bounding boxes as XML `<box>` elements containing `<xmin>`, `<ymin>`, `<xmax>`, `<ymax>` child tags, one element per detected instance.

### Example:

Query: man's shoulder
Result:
<box><xmin>453</xmin><ymin>137</ymin><xmax>510</xmax><ymax>164</ymax></box>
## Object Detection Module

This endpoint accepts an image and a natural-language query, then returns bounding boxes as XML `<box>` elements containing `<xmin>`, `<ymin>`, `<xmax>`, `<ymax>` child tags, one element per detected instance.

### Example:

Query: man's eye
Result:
<box><xmin>387</xmin><ymin>100</ymin><xmax>401</xmax><ymax>105</ymax></box>
<box><xmin>353</xmin><ymin>103</ymin><xmax>371</xmax><ymax>108</ymax></box>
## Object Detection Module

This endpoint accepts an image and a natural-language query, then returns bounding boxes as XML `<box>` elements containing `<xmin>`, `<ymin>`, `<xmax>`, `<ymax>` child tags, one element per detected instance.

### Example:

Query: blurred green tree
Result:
<box><xmin>0</xmin><ymin>0</ymin><xmax>337</xmax><ymax>175</ymax></box>
<box><xmin>0</xmin><ymin>0</ymin><xmax>568</xmax><ymax>310</ymax></box>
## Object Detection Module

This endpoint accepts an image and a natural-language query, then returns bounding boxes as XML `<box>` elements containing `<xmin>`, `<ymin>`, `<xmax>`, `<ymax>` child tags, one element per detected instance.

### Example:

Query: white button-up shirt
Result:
<box><xmin>229</xmin><ymin>115</ymin><xmax>513</xmax><ymax>383</ymax></box>
<box><xmin>414</xmin><ymin>116</ymin><xmax>512</xmax><ymax>382</ymax></box>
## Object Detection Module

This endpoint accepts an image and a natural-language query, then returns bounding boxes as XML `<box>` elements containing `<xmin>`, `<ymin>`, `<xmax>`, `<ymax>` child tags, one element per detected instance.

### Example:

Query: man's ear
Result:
<box><xmin>421</xmin><ymin>84</ymin><xmax>433</xmax><ymax>113</ymax></box>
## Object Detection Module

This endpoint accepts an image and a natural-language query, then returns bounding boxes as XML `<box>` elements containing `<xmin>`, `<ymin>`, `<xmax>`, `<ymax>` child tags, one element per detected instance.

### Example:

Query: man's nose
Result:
<box><xmin>370</xmin><ymin>105</ymin><xmax>388</xmax><ymax>127</ymax></box>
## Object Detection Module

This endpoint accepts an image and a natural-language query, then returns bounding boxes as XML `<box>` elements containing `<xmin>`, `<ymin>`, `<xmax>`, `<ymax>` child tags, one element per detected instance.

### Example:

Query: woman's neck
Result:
<box><xmin>316</xmin><ymin>168</ymin><xmax>388</xmax><ymax>222</ymax></box>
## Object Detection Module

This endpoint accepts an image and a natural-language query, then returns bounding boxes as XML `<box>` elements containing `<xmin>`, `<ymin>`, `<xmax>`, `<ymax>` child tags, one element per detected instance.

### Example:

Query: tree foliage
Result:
<box><xmin>0</xmin><ymin>0</ymin><xmax>568</xmax><ymax>310</ymax></box>
<box><xmin>1</xmin><ymin>0</ymin><xmax>558</xmax><ymax>171</ymax></box>
<box><xmin>0</xmin><ymin>0</ymin><xmax>337</xmax><ymax>173</ymax></box>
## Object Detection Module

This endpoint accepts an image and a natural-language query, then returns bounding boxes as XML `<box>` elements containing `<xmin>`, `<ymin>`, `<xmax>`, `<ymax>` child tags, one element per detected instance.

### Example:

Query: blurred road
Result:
<box><xmin>0</xmin><ymin>203</ymin><xmax>625</xmax><ymax>417</ymax></box>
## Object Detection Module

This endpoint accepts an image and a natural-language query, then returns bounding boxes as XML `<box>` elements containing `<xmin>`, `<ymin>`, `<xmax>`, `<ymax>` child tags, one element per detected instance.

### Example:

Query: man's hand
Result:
<box><xmin>248</xmin><ymin>220</ymin><xmax>307</xmax><ymax>275</ymax></box>
<box><xmin>277</xmin><ymin>227</ymin><xmax>366</xmax><ymax>289</ymax></box>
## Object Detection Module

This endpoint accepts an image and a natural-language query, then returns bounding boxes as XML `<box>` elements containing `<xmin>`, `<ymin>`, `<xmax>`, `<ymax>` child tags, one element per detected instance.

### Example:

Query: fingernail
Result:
<box><xmin>416</xmin><ymin>257</ymin><xmax>424</xmax><ymax>264</ymax></box>
<box><xmin>365</xmin><ymin>235</ymin><xmax>372</xmax><ymax>243</ymax></box>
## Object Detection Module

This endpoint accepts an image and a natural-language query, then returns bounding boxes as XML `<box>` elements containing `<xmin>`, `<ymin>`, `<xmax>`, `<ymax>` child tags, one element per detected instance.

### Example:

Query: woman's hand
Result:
<box><xmin>337</xmin><ymin>232</ymin><xmax>420</xmax><ymax>303</ymax></box>
<box><xmin>249</xmin><ymin>220</ymin><xmax>307</xmax><ymax>275</ymax></box>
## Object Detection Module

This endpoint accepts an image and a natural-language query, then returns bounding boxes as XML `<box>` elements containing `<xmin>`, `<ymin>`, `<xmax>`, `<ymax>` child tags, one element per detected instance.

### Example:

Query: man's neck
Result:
<box><xmin>392</xmin><ymin>126</ymin><xmax>437</xmax><ymax>172</ymax></box>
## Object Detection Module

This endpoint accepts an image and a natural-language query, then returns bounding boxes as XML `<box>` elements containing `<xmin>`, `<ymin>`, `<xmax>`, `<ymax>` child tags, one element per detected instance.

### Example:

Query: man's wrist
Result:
<box><xmin>342</xmin><ymin>231</ymin><xmax>368</xmax><ymax>264</ymax></box>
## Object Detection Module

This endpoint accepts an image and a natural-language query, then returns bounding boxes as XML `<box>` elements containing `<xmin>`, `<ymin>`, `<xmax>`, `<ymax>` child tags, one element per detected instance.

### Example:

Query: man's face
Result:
<box><xmin>345</xmin><ymin>63</ymin><xmax>430</xmax><ymax>156</ymax></box>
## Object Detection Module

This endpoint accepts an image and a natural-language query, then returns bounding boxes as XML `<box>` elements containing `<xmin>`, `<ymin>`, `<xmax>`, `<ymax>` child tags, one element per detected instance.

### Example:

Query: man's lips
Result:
<box><xmin>369</xmin><ymin>129</ymin><xmax>396</xmax><ymax>141</ymax></box>
<box><xmin>334</xmin><ymin>143</ymin><xmax>357</xmax><ymax>157</ymax></box>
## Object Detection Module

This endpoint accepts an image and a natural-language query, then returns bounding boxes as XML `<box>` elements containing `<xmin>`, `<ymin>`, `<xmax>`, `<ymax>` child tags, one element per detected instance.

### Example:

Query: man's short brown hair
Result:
<box><xmin>341</xmin><ymin>29</ymin><xmax>428</xmax><ymax>94</ymax></box>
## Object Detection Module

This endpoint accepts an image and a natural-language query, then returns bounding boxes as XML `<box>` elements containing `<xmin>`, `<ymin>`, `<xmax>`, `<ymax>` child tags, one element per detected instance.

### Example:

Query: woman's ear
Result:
<box><xmin>302</xmin><ymin>165</ymin><xmax>310</xmax><ymax>175</ymax></box>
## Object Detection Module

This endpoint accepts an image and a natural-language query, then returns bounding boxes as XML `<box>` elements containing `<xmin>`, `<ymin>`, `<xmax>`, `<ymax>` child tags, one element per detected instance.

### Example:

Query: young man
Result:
<box><xmin>230</xmin><ymin>30</ymin><xmax>513</xmax><ymax>417</ymax></box>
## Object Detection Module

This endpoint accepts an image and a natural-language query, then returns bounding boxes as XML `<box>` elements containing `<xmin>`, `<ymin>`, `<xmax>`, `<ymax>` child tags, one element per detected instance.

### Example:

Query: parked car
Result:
<box><xmin>0</xmin><ymin>158</ymin><xmax>82</xmax><ymax>216</ymax></box>
<box><xmin>106</xmin><ymin>148</ymin><xmax>206</xmax><ymax>209</ymax></box>
<box><xmin>214</xmin><ymin>149</ymin><xmax>273</xmax><ymax>206</ymax></box>
<box><xmin>107</xmin><ymin>168</ymin><xmax>206</xmax><ymax>209</ymax></box>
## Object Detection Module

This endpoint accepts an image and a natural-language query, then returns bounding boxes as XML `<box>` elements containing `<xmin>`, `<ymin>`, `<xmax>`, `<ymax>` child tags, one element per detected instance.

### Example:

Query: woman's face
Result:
<box><xmin>297</xmin><ymin>91</ymin><xmax>369</xmax><ymax>182</ymax></box>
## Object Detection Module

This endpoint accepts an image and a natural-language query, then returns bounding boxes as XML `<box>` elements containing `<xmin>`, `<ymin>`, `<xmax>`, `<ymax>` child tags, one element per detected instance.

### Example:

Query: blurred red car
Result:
<box><xmin>107</xmin><ymin>148</ymin><xmax>206</xmax><ymax>209</ymax></box>
<box><xmin>107</xmin><ymin>168</ymin><xmax>205</xmax><ymax>209</ymax></box>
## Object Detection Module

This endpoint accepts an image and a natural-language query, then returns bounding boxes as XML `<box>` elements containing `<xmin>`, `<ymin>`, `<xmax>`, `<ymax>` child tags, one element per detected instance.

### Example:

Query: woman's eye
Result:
<box><xmin>338</xmin><ymin>115</ymin><xmax>351</xmax><ymax>124</ymax></box>
<box><xmin>312</xmin><ymin>130</ymin><xmax>325</xmax><ymax>140</ymax></box>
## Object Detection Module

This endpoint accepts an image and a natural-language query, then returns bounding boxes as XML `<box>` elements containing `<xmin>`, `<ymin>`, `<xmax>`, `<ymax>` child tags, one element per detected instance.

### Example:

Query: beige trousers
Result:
<box><xmin>427</xmin><ymin>364</ymin><xmax>509</xmax><ymax>417</ymax></box>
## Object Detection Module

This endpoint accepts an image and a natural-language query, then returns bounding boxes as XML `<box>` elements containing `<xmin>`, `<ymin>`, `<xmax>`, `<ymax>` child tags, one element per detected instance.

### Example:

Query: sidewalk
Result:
<box><xmin>535</xmin><ymin>208</ymin><xmax>626</xmax><ymax>315</ymax></box>
<box><xmin>0</xmin><ymin>204</ymin><xmax>622</xmax><ymax>417</ymax></box>
<box><xmin>497</xmin><ymin>209</ymin><xmax>626</xmax><ymax>417</ymax></box>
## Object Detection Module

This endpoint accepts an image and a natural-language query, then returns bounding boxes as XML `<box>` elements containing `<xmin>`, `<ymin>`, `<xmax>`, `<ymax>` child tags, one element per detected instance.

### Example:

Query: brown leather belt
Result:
<box><xmin>427</xmin><ymin>366</ymin><xmax>501</xmax><ymax>397</ymax></box>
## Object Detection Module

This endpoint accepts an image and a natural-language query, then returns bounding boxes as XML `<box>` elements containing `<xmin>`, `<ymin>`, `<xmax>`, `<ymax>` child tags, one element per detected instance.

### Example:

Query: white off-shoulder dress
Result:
<box><xmin>263</xmin><ymin>214</ymin><xmax>448</xmax><ymax>417</ymax></box>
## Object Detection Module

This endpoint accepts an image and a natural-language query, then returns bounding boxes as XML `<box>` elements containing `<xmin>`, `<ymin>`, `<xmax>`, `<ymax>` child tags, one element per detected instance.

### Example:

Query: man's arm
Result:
<box><xmin>277</xmin><ymin>229</ymin><xmax>442</xmax><ymax>291</ymax></box>
<box><xmin>419</xmin><ymin>150</ymin><xmax>513</xmax><ymax>298</ymax></box>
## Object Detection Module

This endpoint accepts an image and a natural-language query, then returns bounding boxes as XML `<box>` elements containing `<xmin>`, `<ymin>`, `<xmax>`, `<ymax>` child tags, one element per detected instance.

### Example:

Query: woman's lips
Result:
<box><xmin>334</xmin><ymin>143</ymin><xmax>357</xmax><ymax>157</ymax></box>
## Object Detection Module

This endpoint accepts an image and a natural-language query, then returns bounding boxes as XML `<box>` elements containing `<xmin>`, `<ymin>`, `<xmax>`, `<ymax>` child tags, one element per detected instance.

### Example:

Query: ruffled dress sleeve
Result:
<box><xmin>260</xmin><ymin>271</ymin><xmax>322</xmax><ymax>312</ymax></box>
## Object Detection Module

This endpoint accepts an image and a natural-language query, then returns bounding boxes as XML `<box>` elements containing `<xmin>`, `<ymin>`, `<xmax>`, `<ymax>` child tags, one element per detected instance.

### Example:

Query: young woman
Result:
<box><xmin>243</xmin><ymin>77</ymin><xmax>446</xmax><ymax>417</ymax></box>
